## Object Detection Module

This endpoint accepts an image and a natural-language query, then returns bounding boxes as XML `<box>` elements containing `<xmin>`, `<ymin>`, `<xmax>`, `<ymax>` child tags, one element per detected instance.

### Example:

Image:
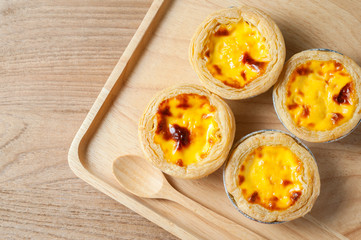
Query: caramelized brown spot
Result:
<box><xmin>241</xmin><ymin>165</ymin><xmax>245</xmax><ymax>171</ymax></box>
<box><xmin>156</xmin><ymin>117</ymin><xmax>168</xmax><ymax>137</ymax></box>
<box><xmin>287</xmin><ymin>104</ymin><xmax>299</xmax><ymax>110</ymax></box>
<box><xmin>241</xmin><ymin>52</ymin><xmax>267</xmax><ymax>73</ymax></box>
<box><xmin>176</xmin><ymin>159</ymin><xmax>184</xmax><ymax>167</ymax></box>
<box><xmin>257</xmin><ymin>152</ymin><xmax>263</xmax><ymax>158</ymax></box>
<box><xmin>200</xmin><ymin>153</ymin><xmax>207</xmax><ymax>159</ymax></box>
<box><xmin>238</xmin><ymin>175</ymin><xmax>245</xmax><ymax>185</ymax></box>
<box><xmin>242</xmin><ymin>189</ymin><xmax>247</xmax><ymax>195</ymax></box>
<box><xmin>268</xmin><ymin>202</ymin><xmax>275</xmax><ymax>209</ymax></box>
<box><xmin>209</xmin><ymin>105</ymin><xmax>216</xmax><ymax>112</ymax></box>
<box><xmin>268</xmin><ymin>202</ymin><xmax>277</xmax><ymax>210</ymax></box>
<box><xmin>215</xmin><ymin>26</ymin><xmax>230</xmax><ymax>36</ymax></box>
<box><xmin>296</xmin><ymin>66</ymin><xmax>313</xmax><ymax>76</ymax></box>
<box><xmin>308</xmin><ymin>123</ymin><xmax>315</xmax><ymax>128</ymax></box>
<box><xmin>335</xmin><ymin>62</ymin><xmax>343</xmax><ymax>71</ymax></box>
<box><xmin>208</xmin><ymin>138</ymin><xmax>214</xmax><ymax>144</ymax></box>
<box><xmin>200</xmin><ymin>95</ymin><xmax>208</xmax><ymax>101</ymax></box>
<box><xmin>290</xmin><ymin>191</ymin><xmax>302</xmax><ymax>203</ymax></box>
<box><xmin>169</xmin><ymin>124</ymin><xmax>191</xmax><ymax>151</ymax></box>
<box><xmin>248</xmin><ymin>192</ymin><xmax>260</xmax><ymax>203</ymax></box>
<box><xmin>289</xmin><ymin>75</ymin><xmax>296</xmax><ymax>83</ymax></box>
<box><xmin>267</xmin><ymin>196</ymin><xmax>281</xmax><ymax>210</ymax></box>
<box><xmin>331</xmin><ymin>113</ymin><xmax>344</xmax><ymax>125</ymax></box>
<box><xmin>205</xmin><ymin>49</ymin><xmax>210</xmax><ymax>58</ymax></box>
<box><xmin>301</xmin><ymin>105</ymin><xmax>310</xmax><ymax>118</ymax></box>
<box><xmin>156</xmin><ymin>101</ymin><xmax>173</xmax><ymax>136</ymax></box>
<box><xmin>282</xmin><ymin>180</ymin><xmax>292</xmax><ymax>186</ymax></box>
<box><xmin>158</xmin><ymin>104</ymin><xmax>172</xmax><ymax>117</ymax></box>
<box><xmin>271</xmin><ymin>196</ymin><xmax>279</xmax><ymax>201</ymax></box>
<box><xmin>213</xmin><ymin>65</ymin><xmax>222</xmax><ymax>75</ymax></box>
<box><xmin>340</xmin><ymin>72</ymin><xmax>349</xmax><ymax>76</ymax></box>
<box><xmin>223</xmin><ymin>80</ymin><xmax>241</xmax><ymax>88</ymax></box>
<box><xmin>333</xmin><ymin>82</ymin><xmax>352</xmax><ymax>105</ymax></box>
<box><xmin>297</xmin><ymin>90</ymin><xmax>304</xmax><ymax>97</ymax></box>
<box><xmin>287</xmin><ymin>90</ymin><xmax>291</xmax><ymax>97</ymax></box>
<box><xmin>240</xmin><ymin>71</ymin><xmax>246</xmax><ymax>80</ymax></box>
<box><xmin>176</xmin><ymin>95</ymin><xmax>190</xmax><ymax>109</ymax></box>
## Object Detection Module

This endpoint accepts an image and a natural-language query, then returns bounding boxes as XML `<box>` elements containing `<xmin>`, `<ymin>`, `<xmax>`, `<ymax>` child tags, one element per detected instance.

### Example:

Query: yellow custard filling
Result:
<box><xmin>286</xmin><ymin>60</ymin><xmax>357</xmax><ymax>131</ymax></box>
<box><xmin>238</xmin><ymin>146</ymin><xmax>304</xmax><ymax>210</ymax></box>
<box><xmin>205</xmin><ymin>21</ymin><xmax>269</xmax><ymax>88</ymax></box>
<box><xmin>154</xmin><ymin>94</ymin><xmax>220</xmax><ymax>167</ymax></box>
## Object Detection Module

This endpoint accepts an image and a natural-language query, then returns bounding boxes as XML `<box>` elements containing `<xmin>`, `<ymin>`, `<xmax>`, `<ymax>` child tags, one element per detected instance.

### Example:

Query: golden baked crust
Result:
<box><xmin>224</xmin><ymin>131</ymin><xmax>320</xmax><ymax>222</ymax></box>
<box><xmin>273</xmin><ymin>50</ymin><xmax>361</xmax><ymax>142</ymax></box>
<box><xmin>139</xmin><ymin>84</ymin><xmax>235</xmax><ymax>179</ymax></box>
<box><xmin>189</xmin><ymin>6</ymin><xmax>286</xmax><ymax>99</ymax></box>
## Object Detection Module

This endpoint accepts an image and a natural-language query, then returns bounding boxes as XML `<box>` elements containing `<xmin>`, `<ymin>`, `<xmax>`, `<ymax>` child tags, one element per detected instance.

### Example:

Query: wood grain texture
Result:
<box><xmin>1</xmin><ymin>0</ymin><xmax>177</xmax><ymax>239</ymax></box>
<box><xmin>68</xmin><ymin>0</ymin><xmax>361</xmax><ymax>239</ymax></box>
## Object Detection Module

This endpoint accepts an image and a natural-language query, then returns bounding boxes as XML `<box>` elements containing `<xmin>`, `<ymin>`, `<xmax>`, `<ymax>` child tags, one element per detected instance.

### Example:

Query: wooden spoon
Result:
<box><xmin>112</xmin><ymin>155</ymin><xmax>265</xmax><ymax>240</ymax></box>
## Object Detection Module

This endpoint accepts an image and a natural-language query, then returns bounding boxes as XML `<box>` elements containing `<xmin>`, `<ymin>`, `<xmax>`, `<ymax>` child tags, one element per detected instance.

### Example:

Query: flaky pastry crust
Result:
<box><xmin>189</xmin><ymin>6</ymin><xmax>286</xmax><ymax>99</ymax></box>
<box><xmin>139</xmin><ymin>84</ymin><xmax>235</xmax><ymax>179</ymax></box>
<box><xmin>273</xmin><ymin>50</ymin><xmax>361</xmax><ymax>142</ymax></box>
<box><xmin>224</xmin><ymin>131</ymin><xmax>320</xmax><ymax>222</ymax></box>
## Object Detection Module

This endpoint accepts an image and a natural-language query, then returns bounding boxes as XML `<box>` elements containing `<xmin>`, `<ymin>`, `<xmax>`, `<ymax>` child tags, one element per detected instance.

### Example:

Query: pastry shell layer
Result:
<box><xmin>273</xmin><ymin>50</ymin><xmax>361</xmax><ymax>142</ymax></box>
<box><xmin>224</xmin><ymin>130</ymin><xmax>320</xmax><ymax>223</ymax></box>
<box><xmin>139</xmin><ymin>84</ymin><xmax>235</xmax><ymax>179</ymax></box>
<box><xmin>189</xmin><ymin>6</ymin><xmax>286</xmax><ymax>100</ymax></box>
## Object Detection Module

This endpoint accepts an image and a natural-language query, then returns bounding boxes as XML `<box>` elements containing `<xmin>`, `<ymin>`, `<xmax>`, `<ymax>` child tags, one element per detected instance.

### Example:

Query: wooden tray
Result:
<box><xmin>68</xmin><ymin>0</ymin><xmax>361</xmax><ymax>239</ymax></box>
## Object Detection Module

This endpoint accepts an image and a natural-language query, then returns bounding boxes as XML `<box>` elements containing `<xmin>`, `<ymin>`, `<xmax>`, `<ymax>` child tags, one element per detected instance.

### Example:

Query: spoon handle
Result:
<box><xmin>164</xmin><ymin>186</ymin><xmax>266</xmax><ymax>240</ymax></box>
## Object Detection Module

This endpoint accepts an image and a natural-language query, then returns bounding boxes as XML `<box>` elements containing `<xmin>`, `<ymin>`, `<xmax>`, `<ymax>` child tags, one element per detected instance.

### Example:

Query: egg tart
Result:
<box><xmin>189</xmin><ymin>6</ymin><xmax>286</xmax><ymax>99</ymax></box>
<box><xmin>224</xmin><ymin>130</ymin><xmax>320</xmax><ymax>223</ymax></box>
<box><xmin>273</xmin><ymin>50</ymin><xmax>361</xmax><ymax>142</ymax></box>
<box><xmin>139</xmin><ymin>85</ymin><xmax>235</xmax><ymax>179</ymax></box>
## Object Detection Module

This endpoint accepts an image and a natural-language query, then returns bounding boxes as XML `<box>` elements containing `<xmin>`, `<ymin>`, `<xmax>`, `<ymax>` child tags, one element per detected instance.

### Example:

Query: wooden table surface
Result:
<box><xmin>1</xmin><ymin>0</ymin><xmax>177</xmax><ymax>239</ymax></box>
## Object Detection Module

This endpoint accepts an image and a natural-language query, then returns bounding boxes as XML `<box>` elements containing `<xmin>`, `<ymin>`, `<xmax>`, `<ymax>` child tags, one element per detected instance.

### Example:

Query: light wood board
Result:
<box><xmin>1</xmin><ymin>0</ymin><xmax>179</xmax><ymax>239</ymax></box>
<box><xmin>69</xmin><ymin>0</ymin><xmax>361</xmax><ymax>239</ymax></box>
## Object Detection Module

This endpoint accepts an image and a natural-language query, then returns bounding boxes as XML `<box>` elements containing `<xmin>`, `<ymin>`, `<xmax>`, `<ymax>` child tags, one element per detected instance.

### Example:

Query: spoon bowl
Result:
<box><xmin>112</xmin><ymin>155</ymin><xmax>165</xmax><ymax>198</ymax></box>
